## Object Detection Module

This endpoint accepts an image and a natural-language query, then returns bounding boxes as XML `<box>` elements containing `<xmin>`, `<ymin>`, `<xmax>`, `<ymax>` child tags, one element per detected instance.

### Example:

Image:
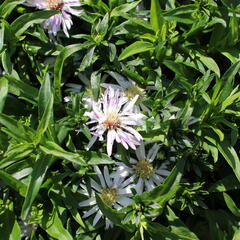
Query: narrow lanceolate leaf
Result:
<box><xmin>79</xmin><ymin>46</ymin><xmax>96</xmax><ymax>72</ymax></box>
<box><xmin>110</xmin><ymin>1</ymin><xmax>140</xmax><ymax>17</ymax></box>
<box><xmin>4</xmin><ymin>75</ymin><xmax>39</xmax><ymax>102</ymax></box>
<box><xmin>0</xmin><ymin>143</ymin><xmax>34</xmax><ymax>169</ymax></box>
<box><xmin>54</xmin><ymin>42</ymin><xmax>94</xmax><ymax>102</ymax></box>
<box><xmin>219</xmin><ymin>61</ymin><xmax>240</xmax><ymax>102</ymax></box>
<box><xmin>140</xmin><ymin>154</ymin><xmax>186</xmax><ymax>206</ymax></box>
<box><xmin>0</xmin><ymin>77</ymin><xmax>8</xmax><ymax>113</ymax></box>
<box><xmin>0</xmin><ymin>204</ymin><xmax>21</xmax><ymax>240</ymax></box>
<box><xmin>36</xmin><ymin>93</ymin><xmax>54</xmax><ymax>143</ymax></box>
<box><xmin>0</xmin><ymin>170</ymin><xmax>27</xmax><ymax>197</ymax></box>
<box><xmin>38</xmin><ymin>73</ymin><xmax>52</xmax><ymax>118</ymax></box>
<box><xmin>0</xmin><ymin>113</ymin><xmax>28</xmax><ymax>141</ymax></box>
<box><xmin>166</xmin><ymin>206</ymin><xmax>200</xmax><ymax>240</ymax></box>
<box><xmin>208</xmin><ymin>174</ymin><xmax>240</xmax><ymax>192</ymax></box>
<box><xmin>0</xmin><ymin>0</ymin><xmax>25</xmax><ymax>19</ymax></box>
<box><xmin>79</xmin><ymin>151</ymin><xmax>115</xmax><ymax>165</ymax></box>
<box><xmin>21</xmin><ymin>153</ymin><xmax>53</xmax><ymax>220</ymax></box>
<box><xmin>223</xmin><ymin>193</ymin><xmax>240</xmax><ymax>217</ymax></box>
<box><xmin>196</xmin><ymin>52</ymin><xmax>220</xmax><ymax>77</ymax></box>
<box><xmin>206</xmin><ymin>136</ymin><xmax>240</xmax><ymax>183</ymax></box>
<box><xmin>40</xmin><ymin>141</ymin><xmax>86</xmax><ymax>165</ymax></box>
<box><xmin>217</xmin><ymin>140</ymin><xmax>240</xmax><ymax>183</ymax></box>
<box><xmin>119</xmin><ymin>41</ymin><xmax>154</xmax><ymax>60</ymax></box>
<box><xmin>96</xmin><ymin>195</ymin><xmax>135</xmax><ymax>232</ymax></box>
<box><xmin>150</xmin><ymin>0</ymin><xmax>164</xmax><ymax>33</ymax></box>
<box><xmin>11</xmin><ymin>10</ymin><xmax>57</xmax><ymax>37</ymax></box>
<box><xmin>0</xmin><ymin>21</ymin><xmax>4</xmax><ymax>51</ymax></box>
<box><xmin>41</xmin><ymin>207</ymin><xmax>73</xmax><ymax>240</ymax></box>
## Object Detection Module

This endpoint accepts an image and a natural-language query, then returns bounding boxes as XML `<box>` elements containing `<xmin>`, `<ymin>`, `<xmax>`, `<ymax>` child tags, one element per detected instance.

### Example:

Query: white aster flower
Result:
<box><xmin>25</xmin><ymin>0</ymin><xmax>83</xmax><ymax>37</ymax></box>
<box><xmin>85</xmin><ymin>87</ymin><xmax>145</xmax><ymax>156</ymax></box>
<box><xmin>78</xmin><ymin>166</ymin><xmax>133</xmax><ymax>228</ymax></box>
<box><xmin>112</xmin><ymin>142</ymin><xmax>170</xmax><ymax>194</ymax></box>
<box><xmin>102</xmin><ymin>71</ymin><xmax>150</xmax><ymax>113</ymax></box>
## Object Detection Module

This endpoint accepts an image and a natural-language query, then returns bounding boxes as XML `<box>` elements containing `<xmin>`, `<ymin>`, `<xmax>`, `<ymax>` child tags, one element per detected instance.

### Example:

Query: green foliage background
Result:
<box><xmin>0</xmin><ymin>0</ymin><xmax>240</xmax><ymax>239</ymax></box>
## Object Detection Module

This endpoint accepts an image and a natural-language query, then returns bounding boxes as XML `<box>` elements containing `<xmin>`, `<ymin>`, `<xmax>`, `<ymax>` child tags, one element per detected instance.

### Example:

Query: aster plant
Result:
<box><xmin>1</xmin><ymin>0</ymin><xmax>240</xmax><ymax>239</ymax></box>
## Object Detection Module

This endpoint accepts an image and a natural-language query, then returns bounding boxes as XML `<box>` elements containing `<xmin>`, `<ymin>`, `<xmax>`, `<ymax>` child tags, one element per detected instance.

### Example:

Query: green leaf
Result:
<box><xmin>54</xmin><ymin>42</ymin><xmax>94</xmax><ymax>102</ymax></box>
<box><xmin>108</xmin><ymin>43</ymin><xmax>116</xmax><ymax>62</ymax></box>
<box><xmin>0</xmin><ymin>0</ymin><xmax>25</xmax><ymax>19</ymax></box>
<box><xmin>0</xmin><ymin>21</ymin><xmax>5</xmax><ymax>51</ymax></box>
<box><xmin>40</xmin><ymin>207</ymin><xmax>73</xmax><ymax>240</ymax></box>
<box><xmin>40</xmin><ymin>141</ymin><xmax>86</xmax><ymax>165</ymax></box>
<box><xmin>79</xmin><ymin>46</ymin><xmax>96</xmax><ymax>72</ymax></box>
<box><xmin>163</xmin><ymin>4</ymin><xmax>197</xmax><ymax>24</ymax></box>
<box><xmin>208</xmin><ymin>174</ymin><xmax>240</xmax><ymax>192</ymax></box>
<box><xmin>38</xmin><ymin>72</ymin><xmax>52</xmax><ymax>118</ymax></box>
<box><xmin>166</xmin><ymin>206</ymin><xmax>200</xmax><ymax>240</ymax></box>
<box><xmin>218</xmin><ymin>144</ymin><xmax>240</xmax><ymax>183</ymax></box>
<box><xmin>96</xmin><ymin>195</ymin><xmax>135</xmax><ymax>232</ymax></box>
<box><xmin>207</xmin><ymin>137</ymin><xmax>240</xmax><ymax>183</ymax></box>
<box><xmin>11</xmin><ymin>10</ymin><xmax>57</xmax><ymax>37</ymax></box>
<box><xmin>0</xmin><ymin>113</ymin><xmax>29</xmax><ymax>141</ymax></box>
<box><xmin>119</xmin><ymin>41</ymin><xmax>154</xmax><ymax>61</ymax></box>
<box><xmin>220</xmin><ymin>90</ymin><xmax>240</xmax><ymax>111</ymax></box>
<box><xmin>0</xmin><ymin>77</ymin><xmax>8</xmax><ymax>113</ymax></box>
<box><xmin>1</xmin><ymin>49</ymin><xmax>12</xmax><ymax>74</ymax></box>
<box><xmin>111</xmin><ymin>1</ymin><xmax>140</xmax><ymax>17</ymax></box>
<box><xmin>4</xmin><ymin>75</ymin><xmax>38</xmax><ymax>103</ymax></box>
<box><xmin>109</xmin><ymin>0</ymin><xmax>125</xmax><ymax>9</ymax></box>
<box><xmin>21</xmin><ymin>153</ymin><xmax>53</xmax><ymax>220</ymax></box>
<box><xmin>150</xmin><ymin>0</ymin><xmax>164</xmax><ymax>33</ymax></box>
<box><xmin>196</xmin><ymin>52</ymin><xmax>220</xmax><ymax>77</ymax></box>
<box><xmin>140</xmin><ymin>155</ymin><xmax>186</xmax><ymax>205</ymax></box>
<box><xmin>90</xmin><ymin>71</ymin><xmax>101</xmax><ymax>101</ymax></box>
<box><xmin>219</xmin><ymin>61</ymin><xmax>240</xmax><ymax>102</ymax></box>
<box><xmin>79</xmin><ymin>151</ymin><xmax>115</xmax><ymax>165</ymax></box>
<box><xmin>0</xmin><ymin>143</ymin><xmax>34</xmax><ymax>169</ymax></box>
<box><xmin>233</xmin><ymin>229</ymin><xmax>240</xmax><ymax>240</ymax></box>
<box><xmin>145</xmin><ymin>221</ymin><xmax>183</xmax><ymax>240</ymax></box>
<box><xmin>36</xmin><ymin>94</ymin><xmax>54</xmax><ymax>143</ymax></box>
<box><xmin>223</xmin><ymin>193</ymin><xmax>240</xmax><ymax>217</ymax></box>
<box><xmin>0</xmin><ymin>205</ymin><xmax>21</xmax><ymax>240</ymax></box>
<box><xmin>0</xmin><ymin>170</ymin><xmax>27</xmax><ymax>197</ymax></box>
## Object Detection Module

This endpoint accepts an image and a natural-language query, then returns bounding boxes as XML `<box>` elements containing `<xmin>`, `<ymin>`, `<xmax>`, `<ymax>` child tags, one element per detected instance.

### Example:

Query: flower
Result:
<box><xmin>102</xmin><ymin>71</ymin><xmax>150</xmax><ymax>113</ymax></box>
<box><xmin>25</xmin><ymin>0</ymin><xmax>83</xmax><ymax>37</ymax></box>
<box><xmin>78</xmin><ymin>166</ymin><xmax>133</xmax><ymax>228</ymax></box>
<box><xmin>112</xmin><ymin>142</ymin><xmax>170</xmax><ymax>194</ymax></box>
<box><xmin>85</xmin><ymin>87</ymin><xmax>145</xmax><ymax>156</ymax></box>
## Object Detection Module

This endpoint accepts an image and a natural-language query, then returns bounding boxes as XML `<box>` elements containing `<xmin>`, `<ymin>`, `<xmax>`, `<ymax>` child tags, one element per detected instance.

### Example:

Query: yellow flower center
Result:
<box><xmin>124</xmin><ymin>85</ymin><xmax>145</xmax><ymax>105</ymax></box>
<box><xmin>103</xmin><ymin>112</ymin><xmax>121</xmax><ymax>129</ymax></box>
<box><xmin>47</xmin><ymin>0</ymin><xmax>64</xmax><ymax>10</ymax></box>
<box><xmin>135</xmin><ymin>159</ymin><xmax>155</xmax><ymax>179</ymax></box>
<box><xmin>100</xmin><ymin>188</ymin><xmax>118</xmax><ymax>207</ymax></box>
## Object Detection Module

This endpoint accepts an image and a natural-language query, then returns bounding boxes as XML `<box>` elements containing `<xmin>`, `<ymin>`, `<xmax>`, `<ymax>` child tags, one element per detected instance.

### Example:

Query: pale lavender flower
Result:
<box><xmin>112</xmin><ymin>142</ymin><xmax>170</xmax><ymax>194</ymax></box>
<box><xmin>102</xmin><ymin>71</ymin><xmax>151</xmax><ymax>113</ymax></box>
<box><xmin>25</xmin><ymin>0</ymin><xmax>83</xmax><ymax>37</ymax></box>
<box><xmin>85</xmin><ymin>87</ymin><xmax>144</xmax><ymax>156</ymax></box>
<box><xmin>78</xmin><ymin>166</ymin><xmax>133</xmax><ymax>228</ymax></box>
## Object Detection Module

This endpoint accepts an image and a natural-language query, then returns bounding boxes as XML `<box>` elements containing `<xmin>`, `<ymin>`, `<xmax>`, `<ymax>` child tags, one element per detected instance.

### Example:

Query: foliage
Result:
<box><xmin>0</xmin><ymin>0</ymin><xmax>240</xmax><ymax>239</ymax></box>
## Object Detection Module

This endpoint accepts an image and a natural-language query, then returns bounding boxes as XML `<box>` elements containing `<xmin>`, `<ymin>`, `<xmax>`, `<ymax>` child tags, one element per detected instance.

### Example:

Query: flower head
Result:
<box><xmin>78</xmin><ymin>166</ymin><xmax>133</xmax><ymax>228</ymax></box>
<box><xmin>112</xmin><ymin>142</ymin><xmax>170</xmax><ymax>194</ymax></box>
<box><xmin>102</xmin><ymin>71</ymin><xmax>150</xmax><ymax>113</ymax></box>
<box><xmin>25</xmin><ymin>0</ymin><xmax>83</xmax><ymax>37</ymax></box>
<box><xmin>85</xmin><ymin>87</ymin><xmax>144</xmax><ymax>156</ymax></box>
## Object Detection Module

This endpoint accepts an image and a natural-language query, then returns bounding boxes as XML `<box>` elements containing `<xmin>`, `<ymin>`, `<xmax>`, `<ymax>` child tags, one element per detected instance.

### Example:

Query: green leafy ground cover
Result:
<box><xmin>0</xmin><ymin>0</ymin><xmax>240</xmax><ymax>239</ymax></box>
